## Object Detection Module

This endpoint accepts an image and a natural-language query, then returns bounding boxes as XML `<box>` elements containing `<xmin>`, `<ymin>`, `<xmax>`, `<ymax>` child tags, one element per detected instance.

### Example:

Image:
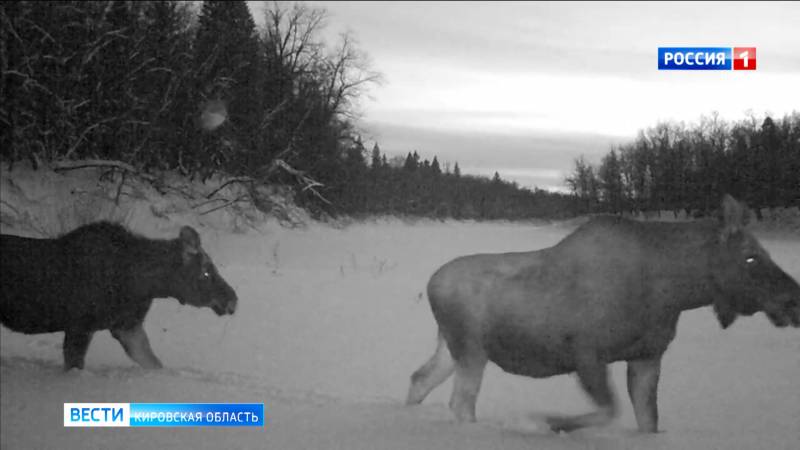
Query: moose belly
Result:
<box><xmin>484</xmin><ymin>328</ymin><xmax>576</xmax><ymax>378</ymax></box>
<box><xmin>482</xmin><ymin>312</ymin><xmax>676</xmax><ymax>378</ymax></box>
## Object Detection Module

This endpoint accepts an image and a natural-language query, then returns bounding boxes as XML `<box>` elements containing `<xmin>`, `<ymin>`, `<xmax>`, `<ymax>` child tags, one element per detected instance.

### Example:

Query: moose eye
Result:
<box><xmin>201</xmin><ymin>271</ymin><xmax>211</xmax><ymax>279</ymax></box>
<box><xmin>745</xmin><ymin>256</ymin><xmax>757</xmax><ymax>265</ymax></box>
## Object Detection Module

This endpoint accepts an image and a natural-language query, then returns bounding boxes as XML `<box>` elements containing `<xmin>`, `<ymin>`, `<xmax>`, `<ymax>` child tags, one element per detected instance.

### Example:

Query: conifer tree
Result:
<box><xmin>193</xmin><ymin>0</ymin><xmax>263</xmax><ymax>171</ymax></box>
<box><xmin>404</xmin><ymin>152</ymin><xmax>417</xmax><ymax>171</ymax></box>
<box><xmin>371</xmin><ymin>143</ymin><xmax>382</xmax><ymax>169</ymax></box>
<box><xmin>431</xmin><ymin>156</ymin><xmax>441</xmax><ymax>176</ymax></box>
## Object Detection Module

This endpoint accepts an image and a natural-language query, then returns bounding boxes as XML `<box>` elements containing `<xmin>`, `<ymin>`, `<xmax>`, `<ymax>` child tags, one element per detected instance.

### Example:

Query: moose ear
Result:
<box><xmin>179</xmin><ymin>226</ymin><xmax>201</xmax><ymax>256</ymax></box>
<box><xmin>719</xmin><ymin>195</ymin><xmax>749</xmax><ymax>240</ymax></box>
<box><xmin>713</xmin><ymin>297</ymin><xmax>738</xmax><ymax>329</ymax></box>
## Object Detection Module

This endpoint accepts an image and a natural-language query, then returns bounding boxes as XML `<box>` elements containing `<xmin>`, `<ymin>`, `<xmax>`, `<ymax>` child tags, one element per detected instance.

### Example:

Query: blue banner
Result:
<box><xmin>130</xmin><ymin>403</ymin><xmax>264</xmax><ymax>427</ymax></box>
<box><xmin>65</xmin><ymin>403</ymin><xmax>264</xmax><ymax>427</ymax></box>
<box><xmin>658</xmin><ymin>47</ymin><xmax>732</xmax><ymax>70</ymax></box>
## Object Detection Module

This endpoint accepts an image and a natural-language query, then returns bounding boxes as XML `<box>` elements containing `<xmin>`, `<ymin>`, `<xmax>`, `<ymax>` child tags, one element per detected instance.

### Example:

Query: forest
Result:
<box><xmin>567</xmin><ymin>113</ymin><xmax>800</xmax><ymax>218</ymax></box>
<box><xmin>2</xmin><ymin>1</ymin><xmax>797</xmax><ymax>220</ymax></box>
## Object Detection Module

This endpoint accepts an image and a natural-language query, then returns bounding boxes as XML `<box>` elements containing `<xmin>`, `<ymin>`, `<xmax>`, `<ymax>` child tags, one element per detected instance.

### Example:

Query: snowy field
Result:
<box><xmin>2</xmin><ymin>218</ymin><xmax>799</xmax><ymax>450</ymax></box>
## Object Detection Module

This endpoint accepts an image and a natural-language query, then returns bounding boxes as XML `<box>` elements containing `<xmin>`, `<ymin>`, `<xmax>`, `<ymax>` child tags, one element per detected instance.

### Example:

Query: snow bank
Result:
<box><xmin>0</xmin><ymin>162</ymin><xmax>308</xmax><ymax>240</ymax></box>
<box><xmin>1</xmin><ymin>165</ymin><xmax>798</xmax><ymax>450</ymax></box>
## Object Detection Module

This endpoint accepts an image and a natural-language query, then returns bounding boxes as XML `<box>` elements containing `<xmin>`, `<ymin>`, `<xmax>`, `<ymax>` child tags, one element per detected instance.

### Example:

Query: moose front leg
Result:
<box><xmin>548</xmin><ymin>348</ymin><xmax>617</xmax><ymax>432</ymax></box>
<box><xmin>627</xmin><ymin>357</ymin><xmax>662</xmax><ymax>433</ymax></box>
<box><xmin>111</xmin><ymin>323</ymin><xmax>163</xmax><ymax>369</ymax></box>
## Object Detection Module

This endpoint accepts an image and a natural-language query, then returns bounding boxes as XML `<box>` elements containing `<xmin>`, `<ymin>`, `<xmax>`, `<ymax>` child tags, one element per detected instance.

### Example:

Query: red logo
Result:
<box><xmin>732</xmin><ymin>47</ymin><xmax>756</xmax><ymax>70</ymax></box>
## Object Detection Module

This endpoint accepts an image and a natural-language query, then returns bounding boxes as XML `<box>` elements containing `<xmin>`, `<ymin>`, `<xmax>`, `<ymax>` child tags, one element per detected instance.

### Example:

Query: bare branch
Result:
<box><xmin>52</xmin><ymin>159</ymin><xmax>156</xmax><ymax>181</ymax></box>
<box><xmin>206</xmin><ymin>177</ymin><xmax>254</xmax><ymax>199</ymax></box>
<box><xmin>63</xmin><ymin>118</ymin><xmax>116</xmax><ymax>159</ymax></box>
<box><xmin>272</xmin><ymin>159</ymin><xmax>330</xmax><ymax>204</ymax></box>
<box><xmin>198</xmin><ymin>195</ymin><xmax>250</xmax><ymax>216</ymax></box>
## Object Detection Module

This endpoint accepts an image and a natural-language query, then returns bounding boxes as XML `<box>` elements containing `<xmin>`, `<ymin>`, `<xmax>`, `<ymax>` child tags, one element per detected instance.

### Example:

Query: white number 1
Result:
<box><xmin>739</xmin><ymin>51</ymin><xmax>749</xmax><ymax>68</ymax></box>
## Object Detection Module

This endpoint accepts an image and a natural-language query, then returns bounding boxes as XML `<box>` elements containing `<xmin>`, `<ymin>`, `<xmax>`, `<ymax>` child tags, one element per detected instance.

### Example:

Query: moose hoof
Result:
<box><xmin>547</xmin><ymin>416</ymin><xmax>579</xmax><ymax>433</ymax></box>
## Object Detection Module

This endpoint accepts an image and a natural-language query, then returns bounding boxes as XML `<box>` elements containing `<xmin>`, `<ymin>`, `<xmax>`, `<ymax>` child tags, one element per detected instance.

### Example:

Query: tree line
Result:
<box><xmin>1</xmin><ymin>0</ymin><xmax>575</xmax><ymax>219</ymax></box>
<box><xmin>567</xmin><ymin>113</ymin><xmax>800</xmax><ymax>218</ymax></box>
<box><xmin>326</xmin><ymin>144</ymin><xmax>576</xmax><ymax>219</ymax></box>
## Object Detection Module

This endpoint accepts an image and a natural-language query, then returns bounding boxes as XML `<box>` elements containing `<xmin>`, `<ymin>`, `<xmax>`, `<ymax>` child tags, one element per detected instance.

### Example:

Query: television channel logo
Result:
<box><xmin>658</xmin><ymin>47</ymin><xmax>756</xmax><ymax>71</ymax></box>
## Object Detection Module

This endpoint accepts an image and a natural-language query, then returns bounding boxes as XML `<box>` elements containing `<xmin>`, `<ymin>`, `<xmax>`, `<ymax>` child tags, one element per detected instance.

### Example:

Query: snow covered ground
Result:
<box><xmin>2</xmin><ymin>216</ymin><xmax>799</xmax><ymax>450</ymax></box>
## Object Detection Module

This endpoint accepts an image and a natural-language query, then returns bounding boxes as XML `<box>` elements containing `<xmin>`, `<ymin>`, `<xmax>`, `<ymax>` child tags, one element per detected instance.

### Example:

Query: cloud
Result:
<box><xmin>366</xmin><ymin>64</ymin><xmax>800</xmax><ymax>138</ymax></box>
<box><xmin>312</xmin><ymin>1</ymin><xmax>800</xmax><ymax>76</ymax></box>
<box><xmin>249</xmin><ymin>1</ymin><xmax>800</xmax><ymax>190</ymax></box>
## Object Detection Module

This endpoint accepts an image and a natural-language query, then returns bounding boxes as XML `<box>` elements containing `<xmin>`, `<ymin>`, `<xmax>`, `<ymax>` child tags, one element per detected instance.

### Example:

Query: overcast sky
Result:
<box><xmin>248</xmin><ymin>1</ymin><xmax>800</xmax><ymax>191</ymax></box>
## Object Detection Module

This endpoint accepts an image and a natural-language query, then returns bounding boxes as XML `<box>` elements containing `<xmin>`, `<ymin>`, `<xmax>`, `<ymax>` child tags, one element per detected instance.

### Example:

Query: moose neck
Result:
<box><xmin>646</xmin><ymin>220</ymin><xmax>722</xmax><ymax>312</ymax></box>
<box><xmin>127</xmin><ymin>237</ymin><xmax>184</xmax><ymax>300</ymax></box>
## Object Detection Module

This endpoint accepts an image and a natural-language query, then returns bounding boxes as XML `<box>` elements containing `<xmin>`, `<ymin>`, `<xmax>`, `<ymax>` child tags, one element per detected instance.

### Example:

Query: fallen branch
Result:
<box><xmin>272</xmin><ymin>159</ymin><xmax>331</xmax><ymax>204</ymax></box>
<box><xmin>191</xmin><ymin>197</ymin><xmax>230</xmax><ymax>210</ymax></box>
<box><xmin>206</xmin><ymin>177</ymin><xmax>254</xmax><ymax>199</ymax></box>
<box><xmin>198</xmin><ymin>195</ymin><xmax>250</xmax><ymax>216</ymax></box>
<box><xmin>52</xmin><ymin>159</ymin><xmax>156</xmax><ymax>181</ymax></box>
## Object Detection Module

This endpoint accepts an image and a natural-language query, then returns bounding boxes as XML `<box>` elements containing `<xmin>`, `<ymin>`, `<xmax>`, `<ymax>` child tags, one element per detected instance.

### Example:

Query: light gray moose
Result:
<box><xmin>406</xmin><ymin>195</ymin><xmax>799</xmax><ymax>433</ymax></box>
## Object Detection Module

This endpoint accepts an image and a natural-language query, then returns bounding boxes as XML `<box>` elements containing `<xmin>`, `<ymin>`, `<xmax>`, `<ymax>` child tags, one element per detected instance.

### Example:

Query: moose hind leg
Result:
<box><xmin>63</xmin><ymin>330</ymin><xmax>94</xmax><ymax>370</ymax></box>
<box><xmin>548</xmin><ymin>348</ymin><xmax>617</xmax><ymax>432</ymax></box>
<box><xmin>448</xmin><ymin>351</ymin><xmax>488</xmax><ymax>423</ymax></box>
<box><xmin>111</xmin><ymin>323</ymin><xmax>163</xmax><ymax>369</ymax></box>
<box><xmin>627</xmin><ymin>357</ymin><xmax>661</xmax><ymax>433</ymax></box>
<box><xmin>406</xmin><ymin>332</ymin><xmax>456</xmax><ymax>405</ymax></box>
